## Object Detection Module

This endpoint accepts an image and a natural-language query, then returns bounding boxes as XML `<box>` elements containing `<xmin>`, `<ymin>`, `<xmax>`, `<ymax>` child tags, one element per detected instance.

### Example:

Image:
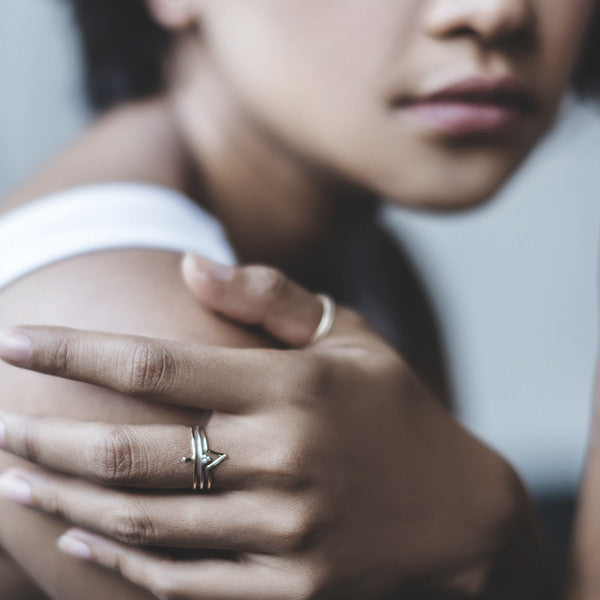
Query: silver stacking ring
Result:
<box><xmin>308</xmin><ymin>294</ymin><xmax>336</xmax><ymax>345</ymax></box>
<box><xmin>182</xmin><ymin>426</ymin><xmax>228</xmax><ymax>492</ymax></box>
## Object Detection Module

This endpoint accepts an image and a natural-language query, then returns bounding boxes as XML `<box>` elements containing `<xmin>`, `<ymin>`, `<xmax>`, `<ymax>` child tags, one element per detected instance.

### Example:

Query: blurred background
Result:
<box><xmin>1</xmin><ymin>0</ymin><xmax>599</xmax><ymax>582</ymax></box>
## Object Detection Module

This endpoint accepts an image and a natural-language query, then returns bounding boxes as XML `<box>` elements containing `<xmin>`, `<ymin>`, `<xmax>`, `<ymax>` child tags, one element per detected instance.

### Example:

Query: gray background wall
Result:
<box><xmin>1</xmin><ymin>0</ymin><xmax>599</xmax><ymax>495</ymax></box>
<box><xmin>386</xmin><ymin>103</ymin><xmax>600</xmax><ymax>493</ymax></box>
<box><xmin>0</xmin><ymin>0</ymin><xmax>88</xmax><ymax>195</ymax></box>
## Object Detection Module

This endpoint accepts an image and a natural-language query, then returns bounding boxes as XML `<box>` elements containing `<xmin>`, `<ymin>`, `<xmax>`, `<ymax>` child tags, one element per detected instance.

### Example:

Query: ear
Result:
<box><xmin>145</xmin><ymin>0</ymin><xmax>199</xmax><ymax>30</ymax></box>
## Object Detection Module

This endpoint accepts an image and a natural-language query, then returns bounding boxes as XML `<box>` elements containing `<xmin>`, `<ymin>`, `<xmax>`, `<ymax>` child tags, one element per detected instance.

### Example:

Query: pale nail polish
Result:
<box><xmin>58</xmin><ymin>535</ymin><xmax>93</xmax><ymax>560</ymax></box>
<box><xmin>0</xmin><ymin>330</ymin><xmax>32</xmax><ymax>364</ymax></box>
<box><xmin>183</xmin><ymin>253</ymin><xmax>234</xmax><ymax>282</ymax></box>
<box><xmin>0</xmin><ymin>472</ymin><xmax>32</xmax><ymax>505</ymax></box>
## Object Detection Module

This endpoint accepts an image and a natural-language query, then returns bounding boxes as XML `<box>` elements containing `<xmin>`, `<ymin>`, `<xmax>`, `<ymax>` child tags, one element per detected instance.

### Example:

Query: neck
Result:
<box><xmin>165</xmin><ymin>45</ymin><xmax>375</xmax><ymax>268</ymax></box>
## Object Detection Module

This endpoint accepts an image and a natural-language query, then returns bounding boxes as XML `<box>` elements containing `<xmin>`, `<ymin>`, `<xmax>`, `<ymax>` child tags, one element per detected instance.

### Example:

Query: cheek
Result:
<box><xmin>202</xmin><ymin>1</ymin><xmax>412</xmax><ymax>136</ymax></box>
<box><xmin>202</xmin><ymin>0</ymin><xmax>427</xmax><ymax>202</ymax></box>
<box><xmin>534</xmin><ymin>0</ymin><xmax>597</xmax><ymax>100</ymax></box>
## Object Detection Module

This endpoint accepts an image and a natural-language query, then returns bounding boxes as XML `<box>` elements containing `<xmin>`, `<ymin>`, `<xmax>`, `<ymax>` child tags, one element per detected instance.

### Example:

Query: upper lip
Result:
<box><xmin>395</xmin><ymin>76</ymin><xmax>538</xmax><ymax>113</ymax></box>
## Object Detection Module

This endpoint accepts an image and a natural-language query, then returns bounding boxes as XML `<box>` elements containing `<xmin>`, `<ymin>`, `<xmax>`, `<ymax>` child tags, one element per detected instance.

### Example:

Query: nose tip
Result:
<box><xmin>425</xmin><ymin>0</ymin><xmax>534</xmax><ymax>45</ymax></box>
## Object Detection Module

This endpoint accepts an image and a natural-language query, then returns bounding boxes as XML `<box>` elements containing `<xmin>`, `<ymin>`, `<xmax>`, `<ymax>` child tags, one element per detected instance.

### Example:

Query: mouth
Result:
<box><xmin>393</xmin><ymin>77</ymin><xmax>538</xmax><ymax>137</ymax></box>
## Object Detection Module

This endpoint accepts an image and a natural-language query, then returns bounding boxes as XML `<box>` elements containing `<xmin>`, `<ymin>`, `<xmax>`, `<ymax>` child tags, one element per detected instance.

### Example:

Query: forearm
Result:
<box><xmin>565</xmin><ymin>365</ymin><xmax>600</xmax><ymax>600</ymax></box>
<box><xmin>0</xmin><ymin>249</ymin><xmax>268</xmax><ymax>599</ymax></box>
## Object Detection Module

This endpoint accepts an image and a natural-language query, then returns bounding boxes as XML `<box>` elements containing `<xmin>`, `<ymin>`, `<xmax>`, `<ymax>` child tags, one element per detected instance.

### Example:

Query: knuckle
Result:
<box><xmin>372</xmin><ymin>351</ymin><xmax>408</xmax><ymax>389</ymax></box>
<box><xmin>272</xmin><ymin>508</ymin><xmax>315</xmax><ymax>552</ymax></box>
<box><xmin>38</xmin><ymin>484</ymin><xmax>67</xmax><ymax>519</ymax></box>
<box><xmin>296</xmin><ymin>356</ymin><xmax>336</xmax><ymax>403</ymax></box>
<box><xmin>121</xmin><ymin>342</ymin><xmax>176</xmax><ymax>395</ymax></box>
<box><xmin>19</xmin><ymin>422</ymin><xmax>41</xmax><ymax>463</ymax></box>
<box><xmin>109</xmin><ymin>554</ymin><xmax>171</xmax><ymax>597</ymax></box>
<box><xmin>294</xmin><ymin>567</ymin><xmax>330</xmax><ymax>600</ymax></box>
<box><xmin>260</xmin><ymin>357</ymin><xmax>298</xmax><ymax>405</ymax></box>
<box><xmin>93</xmin><ymin>427</ymin><xmax>135</xmax><ymax>485</ymax></box>
<box><xmin>253</xmin><ymin>266</ymin><xmax>292</xmax><ymax>304</ymax></box>
<box><xmin>257</xmin><ymin>435</ymin><xmax>309</xmax><ymax>489</ymax></box>
<box><xmin>47</xmin><ymin>335</ymin><xmax>77</xmax><ymax>376</ymax></box>
<box><xmin>337</xmin><ymin>305</ymin><xmax>368</xmax><ymax>331</ymax></box>
<box><xmin>274</xmin><ymin>442</ymin><xmax>305</xmax><ymax>479</ymax></box>
<box><xmin>107</xmin><ymin>503</ymin><xmax>158</xmax><ymax>546</ymax></box>
<box><xmin>149</xmin><ymin>576</ymin><xmax>186</xmax><ymax>600</ymax></box>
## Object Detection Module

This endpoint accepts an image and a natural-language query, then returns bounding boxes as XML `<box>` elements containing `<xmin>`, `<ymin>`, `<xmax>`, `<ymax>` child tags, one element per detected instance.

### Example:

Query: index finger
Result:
<box><xmin>0</xmin><ymin>327</ymin><xmax>290</xmax><ymax>412</ymax></box>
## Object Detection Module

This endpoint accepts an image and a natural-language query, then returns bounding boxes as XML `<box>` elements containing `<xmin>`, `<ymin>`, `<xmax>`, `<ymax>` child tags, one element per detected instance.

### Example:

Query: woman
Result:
<box><xmin>0</xmin><ymin>0</ymin><xmax>598</xmax><ymax>598</ymax></box>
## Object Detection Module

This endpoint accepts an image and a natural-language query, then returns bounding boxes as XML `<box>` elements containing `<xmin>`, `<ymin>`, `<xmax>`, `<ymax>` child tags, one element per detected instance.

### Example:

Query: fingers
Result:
<box><xmin>0</xmin><ymin>413</ymin><xmax>252</xmax><ymax>490</ymax></box>
<box><xmin>0</xmin><ymin>468</ymin><xmax>278</xmax><ymax>551</ymax></box>
<box><xmin>0</xmin><ymin>415</ymin><xmax>192</xmax><ymax>488</ymax></box>
<box><xmin>58</xmin><ymin>528</ymin><xmax>314</xmax><ymax>600</ymax></box>
<box><xmin>0</xmin><ymin>466</ymin><xmax>311</xmax><ymax>555</ymax></box>
<box><xmin>0</xmin><ymin>327</ymin><xmax>292</xmax><ymax>413</ymax></box>
<box><xmin>182</xmin><ymin>255</ymin><xmax>342</xmax><ymax>347</ymax></box>
<box><xmin>57</xmin><ymin>529</ymin><xmax>293</xmax><ymax>600</ymax></box>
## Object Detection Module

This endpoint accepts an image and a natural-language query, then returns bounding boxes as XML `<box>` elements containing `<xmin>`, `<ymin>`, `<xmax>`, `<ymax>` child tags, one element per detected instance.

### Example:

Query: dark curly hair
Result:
<box><xmin>68</xmin><ymin>0</ymin><xmax>600</xmax><ymax>111</ymax></box>
<box><xmin>573</xmin><ymin>4</ymin><xmax>600</xmax><ymax>97</ymax></box>
<box><xmin>68</xmin><ymin>0</ymin><xmax>171</xmax><ymax>110</ymax></box>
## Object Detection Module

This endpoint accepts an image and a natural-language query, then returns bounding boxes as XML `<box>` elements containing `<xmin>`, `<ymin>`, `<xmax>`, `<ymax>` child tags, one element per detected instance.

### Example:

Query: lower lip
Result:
<box><xmin>405</xmin><ymin>101</ymin><xmax>528</xmax><ymax>136</ymax></box>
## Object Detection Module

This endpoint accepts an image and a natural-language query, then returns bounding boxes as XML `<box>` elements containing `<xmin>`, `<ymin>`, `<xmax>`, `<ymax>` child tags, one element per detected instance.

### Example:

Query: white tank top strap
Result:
<box><xmin>0</xmin><ymin>182</ymin><xmax>236</xmax><ymax>290</ymax></box>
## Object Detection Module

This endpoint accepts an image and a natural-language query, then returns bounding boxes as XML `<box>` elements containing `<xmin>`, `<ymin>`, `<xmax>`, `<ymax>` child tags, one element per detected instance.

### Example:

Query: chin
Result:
<box><xmin>382</xmin><ymin>180</ymin><xmax>509</xmax><ymax>213</ymax></box>
<box><xmin>372</xmin><ymin>152</ymin><xmax>527</xmax><ymax>213</ymax></box>
<box><xmin>412</xmin><ymin>181</ymin><xmax>509</xmax><ymax>212</ymax></box>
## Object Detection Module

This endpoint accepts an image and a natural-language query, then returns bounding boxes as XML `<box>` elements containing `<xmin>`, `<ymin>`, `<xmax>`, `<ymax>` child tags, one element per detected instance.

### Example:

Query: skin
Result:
<box><xmin>0</xmin><ymin>0</ymin><xmax>596</xmax><ymax>597</ymax></box>
<box><xmin>566</xmin><ymin>363</ymin><xmax>600</xmax><ymax>600</ymax></box>
<box><xmin>6</xmin><ymin>0</ymin><xmax>596</xmax><ymax>257</ymax></box>
<box><xmin>164</xmin><ymin>0</ymin><xmax>595</xmax><ymax>217</ymax></box>
<box><xmin>0</xmin><ymin>250</ymin><xmax>271</xmax><ymax>600</ymax></box>
<box><xmin>0</xmin><ymin>270</ymin><xmax>545</xmax><ymax>599</ymax></box>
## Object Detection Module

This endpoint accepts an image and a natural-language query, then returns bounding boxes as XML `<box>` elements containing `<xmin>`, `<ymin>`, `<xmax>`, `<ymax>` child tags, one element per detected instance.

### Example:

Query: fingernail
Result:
<box><xmin>58</xmin><ymin>534</ymin><xmax>93</xmax><ymax>560</ymax></box>
<box><xmin>183</xmin><ymin>253</ymin><xmax>234</xmax><ymax>283</ymax></box>
<box><xmin>0</xmin><ymin>330</ymin><xmax>32</xmax><ymax>365</ymax></box>
<box><xmin>0</xmin><ymin>417</ymin><xmax>5</xmax><ymax>449</ymax></box>
<box><xmin>0</xmin><ymin>471</ymin><xmax>33</xmax><ymax>505</ymax></box>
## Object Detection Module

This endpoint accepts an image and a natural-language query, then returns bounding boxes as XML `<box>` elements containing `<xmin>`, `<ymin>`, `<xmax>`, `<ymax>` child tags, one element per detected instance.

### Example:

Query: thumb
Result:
<box><xmin>181</xmin><ymin>253</ymin><xmax>335</xmax><ymax>347</ymax></box>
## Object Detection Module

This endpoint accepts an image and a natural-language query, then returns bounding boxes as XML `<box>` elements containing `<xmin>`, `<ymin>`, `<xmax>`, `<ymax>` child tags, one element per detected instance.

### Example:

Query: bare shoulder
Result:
<box><xmin>0</xmin><ymin>248</ymin><xmax>262</xmax><ymax>420</ymax></box>
<box><xmin>0</xmin><ymin>248</ymin><xmax>266</xmax><ymax>600</ymax></box>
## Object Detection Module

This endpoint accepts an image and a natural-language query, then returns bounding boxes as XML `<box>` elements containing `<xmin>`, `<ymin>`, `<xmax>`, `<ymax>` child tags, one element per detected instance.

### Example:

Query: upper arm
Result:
<box><xmin>0</xmin><ymin>248</ymin><xmax>268</xmax><ymax>600</ymax></box>
<box><xmin>0</xmin><ymin>549</ymin><xmax>45</xmax><ymax>600</ymax></box>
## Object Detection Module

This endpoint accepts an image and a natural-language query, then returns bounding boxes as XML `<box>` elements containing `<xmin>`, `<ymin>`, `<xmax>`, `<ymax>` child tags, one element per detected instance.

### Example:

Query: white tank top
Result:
<box><xmin>0</xmin><ymin>182</ymin><xmax>236</xmax><ymax>290</ymax></box>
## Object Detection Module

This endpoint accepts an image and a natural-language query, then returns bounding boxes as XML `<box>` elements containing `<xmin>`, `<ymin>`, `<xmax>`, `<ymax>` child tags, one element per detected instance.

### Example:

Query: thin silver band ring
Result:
<box><xmin>308</xmin><ymin>294</ymin><xmax>336</xmax><ymax>345</ymax></box>
<box><xmin>182</xmin><ymin>426</ymin><xmax>228</xmax><ymax>492</ymax></box>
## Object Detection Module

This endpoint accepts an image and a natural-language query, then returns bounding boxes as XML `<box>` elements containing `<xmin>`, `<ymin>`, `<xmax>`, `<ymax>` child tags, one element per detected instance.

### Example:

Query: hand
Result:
<box><xmin>0</xmin><ymin>256</ymin><xmax>544</xmax><ymax>599</ymax></box>
<box><xmin>565</xmin><ymin>360</ymin><xmax>600</xmax><ymax>600</ymax></box>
